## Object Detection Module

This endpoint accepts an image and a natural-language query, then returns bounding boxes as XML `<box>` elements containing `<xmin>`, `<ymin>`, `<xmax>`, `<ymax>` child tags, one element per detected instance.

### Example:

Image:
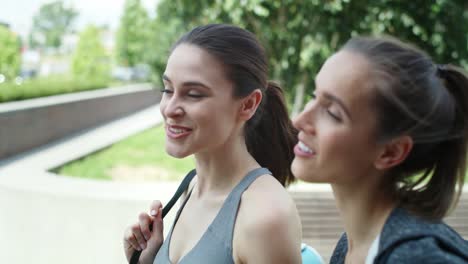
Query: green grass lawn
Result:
<box><xmin>53</xmin><ymin>124</ymin><xmax>468</xmax><ymax>183</ymax></box>
<box><xmin>54</xmin><ymin>126</ymin><xmax>195</xmax><ymax>181</ymax></box>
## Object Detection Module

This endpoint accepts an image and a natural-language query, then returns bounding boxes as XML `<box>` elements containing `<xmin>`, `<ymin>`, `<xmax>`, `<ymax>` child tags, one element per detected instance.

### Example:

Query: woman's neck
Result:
<box><xmin>193</xmin><ymin>135</ymin><xmax>259</xmax><ymax>198</ymax></box>
<box><xmin>332</xmin><ymin>174</ymin><xmax>395</xmax><ymax>260</ymax></box>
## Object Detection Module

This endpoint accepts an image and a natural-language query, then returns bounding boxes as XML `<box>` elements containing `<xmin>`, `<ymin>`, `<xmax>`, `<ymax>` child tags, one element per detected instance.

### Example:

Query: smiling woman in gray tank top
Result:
<box><xmin>123</xmin><ymin>24</ymin><xmax>303</xmax><ymax>264</ymax></box>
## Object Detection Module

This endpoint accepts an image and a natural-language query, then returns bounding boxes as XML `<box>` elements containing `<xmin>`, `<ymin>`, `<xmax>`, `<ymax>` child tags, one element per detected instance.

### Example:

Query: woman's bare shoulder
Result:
<box><xmin>233</xmin><ymin>174</ymin><xmax>302</xmax><ymax>263</ymax></box>
<box><xmin>241</xmin><ymin>174</ymin><xmax>300</xmax><ymax>228</ymax></box>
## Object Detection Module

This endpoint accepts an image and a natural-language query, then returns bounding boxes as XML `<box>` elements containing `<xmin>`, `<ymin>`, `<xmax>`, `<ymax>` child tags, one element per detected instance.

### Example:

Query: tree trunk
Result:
<box><xmin>291</xmin><ymin>74</ymin><xmax>307</xmax><ymax>118</ymax></box>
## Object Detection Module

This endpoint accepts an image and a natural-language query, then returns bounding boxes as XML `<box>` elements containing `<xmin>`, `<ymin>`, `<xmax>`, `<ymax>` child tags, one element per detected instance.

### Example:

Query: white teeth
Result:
<box><xmin>168</xmin><ymin>127</ymin><xmax>188</xmax><ymax>134</ymax></box>
<box><xmin>298</xmin><ymin>141</ymin><xmax>314</xmax><ymax>154</ymax></box>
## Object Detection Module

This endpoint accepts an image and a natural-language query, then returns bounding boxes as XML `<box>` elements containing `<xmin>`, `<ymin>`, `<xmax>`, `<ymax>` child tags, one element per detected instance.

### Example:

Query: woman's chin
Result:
<box><xmin>291</xmin><ymin>160</ymin><xmax>315</xmax><ymax>183</ymax></box>
<box><xmin>166</xmin><ymin>147</ymin><xmax>191</xmax><ymax>159</ymax></box>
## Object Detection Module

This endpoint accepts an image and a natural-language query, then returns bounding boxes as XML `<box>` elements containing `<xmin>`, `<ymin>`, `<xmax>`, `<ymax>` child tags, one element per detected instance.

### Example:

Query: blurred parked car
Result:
<box><xmin>112</xmin><ymin>64</ymin><xmax>150</xmax><ymax>82</ymax></box>
<box><xmin>20</xmin><ymin>69</ymin><xmax>37</xmax><ymax>79</ymax></box>
<box><xmin>20</xmin><ymin>49</ymin><xmax>40</xmax><ymax>80</ymax></box>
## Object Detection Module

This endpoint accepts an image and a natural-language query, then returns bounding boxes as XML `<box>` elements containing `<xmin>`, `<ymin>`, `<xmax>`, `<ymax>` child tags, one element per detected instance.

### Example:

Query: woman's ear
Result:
<box><xmin>374</xmin><ymin>135</ymin><xmax>413</xmax><ymax>170</ymax></box>
<box><xmin>239</xmin><ymin>89</ymin><xmax>262</xmax><ymax>121</ymax></box>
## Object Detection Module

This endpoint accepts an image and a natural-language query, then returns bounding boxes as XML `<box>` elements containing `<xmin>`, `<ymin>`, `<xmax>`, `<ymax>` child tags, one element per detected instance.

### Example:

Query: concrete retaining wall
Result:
<box><xmin>0</xmin><ymin>84</ymin><xmax>161</xmax><ymax>160</ymax></box>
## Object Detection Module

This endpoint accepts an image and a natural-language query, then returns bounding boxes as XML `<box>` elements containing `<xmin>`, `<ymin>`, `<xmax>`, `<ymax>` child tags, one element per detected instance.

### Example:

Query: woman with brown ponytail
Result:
<box><xmin>123</xmin><ymin>24</ymin><xmax>303</xmax><ymax>264</ymax></box>
<box><xmin>292</xmin><ymin>36</ymin><xmax>468</xmax><ymax>263</ymax></box>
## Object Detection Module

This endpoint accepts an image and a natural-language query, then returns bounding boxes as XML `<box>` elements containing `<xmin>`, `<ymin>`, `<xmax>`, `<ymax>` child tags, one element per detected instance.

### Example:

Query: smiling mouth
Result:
<box><xmin>294</xmin><ymin>141</ymin><xmax>316</xmax><ymax>157</ymax></box>
<box><xmin>298</xmin><ymin>141</ymin><xmax>314</xmax><ymax>154</ymax></box>
<box><xmin>166</xmin><ymin>125</ymin><xmax>192</xmax><ymax>139</ymax></box>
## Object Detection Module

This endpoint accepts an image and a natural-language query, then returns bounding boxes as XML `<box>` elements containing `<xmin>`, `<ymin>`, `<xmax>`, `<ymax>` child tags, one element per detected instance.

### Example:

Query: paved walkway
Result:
<box><xmin>0</xmin><ymin>105</ymin><xmax>182</xmax><ymax>264</ymax></box>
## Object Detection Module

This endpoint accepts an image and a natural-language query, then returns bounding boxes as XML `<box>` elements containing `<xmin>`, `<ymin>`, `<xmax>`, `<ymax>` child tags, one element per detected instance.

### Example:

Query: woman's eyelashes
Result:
<box><xmin>187</xmin><ymin>90</ymin><xmax>205</xmax><ymax>98</ymax></box>
<box><xmin>323</xmin><ymin>101</ymin><xmax>342</xmax><ymax>122</ymax></box>
<box><xmin>309</xmin><ymin>91</ymin><xmax>342</xmax><ymax>122</ymax></box>
<box><xmin>326</xmin><ymin>107</ymin><xmax>342</xmax><ymax>122</ymax></box>
<box><xmin>161</xmin><ymin>88</ymin><xmax>174</xmax><ymax>94</ymax></box>
<box><xmin>161</xmin><ymin>87</ymin><xmax>206</xmax><ymax>99</ymax></box>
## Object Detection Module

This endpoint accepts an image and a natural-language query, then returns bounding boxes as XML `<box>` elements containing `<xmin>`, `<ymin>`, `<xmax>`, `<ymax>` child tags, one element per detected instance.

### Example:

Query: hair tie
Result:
<box><xmin>436</xmin><ymin>64</ymin><xmax>448</xmax><ymax>78</ymax></box>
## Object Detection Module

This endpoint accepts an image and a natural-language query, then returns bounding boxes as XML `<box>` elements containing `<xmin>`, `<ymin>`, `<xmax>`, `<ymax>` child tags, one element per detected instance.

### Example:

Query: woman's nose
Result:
<box><xmin>162</xmin><ymin>95</ymin><xmax>184</xmax><ymax>118</ymax></box>
<box><xmin>293</xmin><ymin>101</ymin><xmax>316</xmax><ymax>134</ymax></box>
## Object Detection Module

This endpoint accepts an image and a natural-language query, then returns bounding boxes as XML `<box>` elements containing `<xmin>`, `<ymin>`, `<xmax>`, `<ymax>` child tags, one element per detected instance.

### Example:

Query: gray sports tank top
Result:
<box><xmin>153</xmin><ymin>167</ymin><xmax>271</xmax><ymax>264</ymax></box>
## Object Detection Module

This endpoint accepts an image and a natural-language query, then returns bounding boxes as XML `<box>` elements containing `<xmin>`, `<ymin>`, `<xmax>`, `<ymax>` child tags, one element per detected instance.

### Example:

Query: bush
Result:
<box><xmin>0</xmin><ymin>75</ymin><xmax>109</xmax><ymax>103</ymax></box>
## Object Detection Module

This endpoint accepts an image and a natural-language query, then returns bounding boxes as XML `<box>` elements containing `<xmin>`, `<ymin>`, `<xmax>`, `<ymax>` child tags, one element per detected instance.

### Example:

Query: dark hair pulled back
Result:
<box><xmin>343</xmin><ymin>36</ymin><xmax>468</xmax><ymax>219</ymax></box>
<box><xmin>173</xmin><ymin>24</ymin><xmax>297</xmax><ymax>186</ymax></box>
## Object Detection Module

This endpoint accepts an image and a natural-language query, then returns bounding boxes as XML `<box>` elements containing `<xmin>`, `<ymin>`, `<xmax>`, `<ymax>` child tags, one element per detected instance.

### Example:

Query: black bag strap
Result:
<box><xmin>129</xmin><ymin>169</ymin><xmax>197</xmax><ymax>264</ymax></box>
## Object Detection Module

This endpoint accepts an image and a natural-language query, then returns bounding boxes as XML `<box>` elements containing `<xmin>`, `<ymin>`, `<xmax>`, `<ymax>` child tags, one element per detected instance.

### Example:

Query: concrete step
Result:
<box><xmin>290</xmin><ymin>190</ymin><xmax>468</xmax><ymax>262</ymax></box>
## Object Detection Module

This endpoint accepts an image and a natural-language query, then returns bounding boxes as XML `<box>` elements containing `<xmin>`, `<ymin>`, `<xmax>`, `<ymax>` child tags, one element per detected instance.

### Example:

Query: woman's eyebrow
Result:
<box><xmin>162</xmin><ymin>74</ymin><xmax>211</xmax><ymax>90</ymax></box>
<box><xmin>182</xmin><ymin>81</ymin><xmax>210</xmax><ymax>90</ymax></box>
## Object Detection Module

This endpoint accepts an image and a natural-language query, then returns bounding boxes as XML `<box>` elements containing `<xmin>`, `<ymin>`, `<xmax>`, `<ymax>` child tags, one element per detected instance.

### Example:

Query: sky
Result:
<box><xmin>0</xmin><ymin>0</ymin><xmax>159</xmax><ymax>37</ymax></box>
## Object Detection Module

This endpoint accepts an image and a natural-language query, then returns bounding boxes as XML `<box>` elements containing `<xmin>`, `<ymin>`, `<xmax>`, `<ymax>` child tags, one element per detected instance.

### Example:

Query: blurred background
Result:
<box><xmin>1</xmin><ymin>0</ymin><xmax>467</xmax><ymax>263</ymax></box>
<box><xmin>1</xmin><ymin>0</ymin><xmax>467</xmax><ymax>109</ymax></box>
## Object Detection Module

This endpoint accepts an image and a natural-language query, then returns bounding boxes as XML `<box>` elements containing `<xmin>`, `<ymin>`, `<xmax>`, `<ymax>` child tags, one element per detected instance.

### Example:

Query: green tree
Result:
<box><xmin>145</xmin><ymin>0</ymin><xmax>213</xmax><ymax>85</ymax></box>
<box><xmin>148</xmin><ymin>0</ymin><xmax>468</xmax><ymax>113</ymax></box>
<box><xmin>0</xmin><ymin>25</ymin><xmax>20</xmax><ymax>80</ymax></box>
<box><xmin>30</xmin><ymin>0</ymin><xmax>78</xmax><ymax>48</ymax></box>
<box><xmin>115</xmin><ymin>0</ymin><xmax>151</xmax><ymax>66</ymax></box>
<box><xmin>71</xmin><ymin>25</ymin><xmax>110</xmax><ymax>83</ymax></box>
<box><xmin>204</xmin><ymin>0</ymin><xmax>468</xmax><ymax>114</ymax></box>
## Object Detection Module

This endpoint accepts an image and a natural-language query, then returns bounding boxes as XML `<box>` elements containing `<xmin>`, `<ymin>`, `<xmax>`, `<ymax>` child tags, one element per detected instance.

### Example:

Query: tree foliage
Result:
<box><xmin>30</xmin><ymin>0</ymin><xmax>78</xmax><ymax>48</ymax></box>
<box><xmin>0</xmin><ymin>25</ymin><xmax>20</xmax><ymax>80</ymax></box>
<box><xmin>71</xmin><ymin>25</ymin><xmax>110</xmax><ymax>83</ymax></box>
<box><xmin>147</xmin><ymin>0</ymin><xmax>468</xmax><ymax>112</ymax></box>
<box><xmin>116</xmin><ymin>0</ymin><xmax>151</xmax><ymax>66</ymax></box>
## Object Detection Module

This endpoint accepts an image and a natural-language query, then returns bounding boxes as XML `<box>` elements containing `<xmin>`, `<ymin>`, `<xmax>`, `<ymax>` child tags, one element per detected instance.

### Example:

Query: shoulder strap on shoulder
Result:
<box><xmin>129</xmin><ymin>169</ymin><xmax>196</xmax><ymax>264</ymax></box>
<box><xmin>161</xmin><ymin>169</ymin><xmax>196</xmax><ymax>217</ymax></box>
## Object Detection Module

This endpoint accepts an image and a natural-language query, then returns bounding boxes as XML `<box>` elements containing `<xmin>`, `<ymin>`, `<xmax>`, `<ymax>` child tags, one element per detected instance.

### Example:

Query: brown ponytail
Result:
<box><xmin>343</xmin><ymin>37</ymin><xmax>468</xmax><ymax>219</ymax></box>
<box><xmin>396</xmin><ymin>65</ymin><xmax>468</xmax><ymax>219</ymax></box>
<box><xmin>245</xmin><ymin>81</ymin><xmax>298</xmax><ymax>186</ymax></box>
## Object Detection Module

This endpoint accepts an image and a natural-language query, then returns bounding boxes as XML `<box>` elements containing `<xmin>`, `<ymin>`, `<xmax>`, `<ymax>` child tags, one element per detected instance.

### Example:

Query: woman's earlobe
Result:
<box><xmin>374</xmin><ymin>136</ymin><xmax>413</xmax><ymax>170</ymax></box>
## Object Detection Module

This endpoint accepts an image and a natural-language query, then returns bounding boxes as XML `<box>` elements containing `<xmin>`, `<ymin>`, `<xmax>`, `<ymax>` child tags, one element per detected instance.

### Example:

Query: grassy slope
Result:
<box><xmin>55</xmin><ymin>126</ymin><xmax>195</xmax><ymax>181</ymax></box>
